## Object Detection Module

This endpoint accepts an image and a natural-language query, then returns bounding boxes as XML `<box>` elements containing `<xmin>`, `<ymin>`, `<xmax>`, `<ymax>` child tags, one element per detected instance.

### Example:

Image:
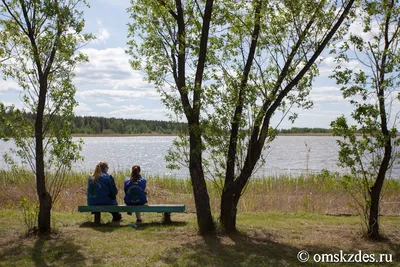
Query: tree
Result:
<box><xmin>128</xmin><ymin>0</ymin><xmax>356</xmax><ymax>233</ymax></box>
<box><xmin>0</xmin><ymin>0</ymin><xmax>92</xmax><ymax>235</ymax></box>
<box><xmin>128</xmin><ymin>0</ymin><xmax>215</xmax><ymax>234</ymax></box>
<box><xmin>330</xmin><ymin>0</ymin><xmax>400</xmax><ymax>240</ymax></box>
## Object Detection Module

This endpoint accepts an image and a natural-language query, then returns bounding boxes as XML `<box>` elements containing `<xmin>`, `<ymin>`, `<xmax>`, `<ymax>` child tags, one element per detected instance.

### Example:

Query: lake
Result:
<box><xmin>1</xmin><ymin>136</ymin><xmax>399</xmax><ymax>178</ymax></box>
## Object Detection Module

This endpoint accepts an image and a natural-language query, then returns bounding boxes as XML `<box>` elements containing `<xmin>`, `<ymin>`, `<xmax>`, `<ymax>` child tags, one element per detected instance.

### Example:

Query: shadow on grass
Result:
<box><xmin>79</xmin><ymin>221</ymin><xmax>121</xmax><ymax>232</ymax></box>
<box><xmin>160</xmin><ymin>230</ymin><xmax>309</xmax><ymax>267</ymax></box>
<box><xmin>0</xmin><ymin>234</ymin><xmax>86</xmax><ymax>267</ymax></box>
<box><xmin>135</xmin><ymin>221</ymin><xmax>188</xmax><ymax>231</ymax></box>
<box><xmin>32</xmin><ymin>236</ymin><xmax>86</xmax><ymax>267</ymax></box>
<box><xmin>161</xmin><ymin>229</ymin><xmax>400</xmax><ymax>266</ymax></box>
<box><xmin>79</xmin><ymin>220</ymin><xmax>188</xmax><ymax>233</ymax></box>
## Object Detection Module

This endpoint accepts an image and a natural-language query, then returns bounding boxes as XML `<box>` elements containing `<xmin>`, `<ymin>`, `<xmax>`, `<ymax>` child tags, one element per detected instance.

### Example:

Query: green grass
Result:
<box><xmin>0</xmin><ymin>209</ymin><xmax>399</xmax><ymax>266</ymax></box>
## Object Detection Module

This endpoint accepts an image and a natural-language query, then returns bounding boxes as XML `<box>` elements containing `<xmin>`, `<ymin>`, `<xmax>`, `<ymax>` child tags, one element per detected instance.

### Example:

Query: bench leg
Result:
<box><xmin>94</xmin><ymin>212</ymin><xmax>101</xmax><ymax>224</ymax></box>
<box><xmin>162</xmin><ymin>212</ymin><xmax>172</xmax><ymax>224</ymax></box>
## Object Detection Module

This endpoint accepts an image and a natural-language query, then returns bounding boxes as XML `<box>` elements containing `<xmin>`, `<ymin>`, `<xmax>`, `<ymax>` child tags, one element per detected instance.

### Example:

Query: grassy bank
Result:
<box><xmin>0</xmin><ymin>210</ymin><xmax>399</xmax><ymax>266</ymax></box>
<box><xmin>1</xmin><ymin>170</ymin><xmax>400</xmax><ymax>215</ymax></box>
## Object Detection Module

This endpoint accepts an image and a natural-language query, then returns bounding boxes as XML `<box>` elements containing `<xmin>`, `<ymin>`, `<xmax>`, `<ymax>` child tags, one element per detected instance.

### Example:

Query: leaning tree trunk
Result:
<box><xmin>220</xmin><ymin>0</ymin><xmax>263</xmax><ymax>233</ymax></box>
<box><xmin>36</xmin><ymin>82</ymin><xmax>52</xmax><ymax>235</ymax></box>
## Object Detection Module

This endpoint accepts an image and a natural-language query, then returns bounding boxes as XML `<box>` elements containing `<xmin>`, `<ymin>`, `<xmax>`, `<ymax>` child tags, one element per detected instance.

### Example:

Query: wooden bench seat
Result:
<box><xmin>78</xmin><ymin>204</ymin><xmax>186</xmax><ymax>224</ymax></box>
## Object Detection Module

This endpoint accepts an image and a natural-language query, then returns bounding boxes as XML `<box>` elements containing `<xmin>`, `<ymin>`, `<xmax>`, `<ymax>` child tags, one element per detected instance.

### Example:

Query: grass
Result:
<box><xmin>0</xmin><ymin>170</ymin><xmax>399</xmax><ymax>266</ymax></box>
<box><xmin>0</xmin><ymin>210</ymin><xmax>399</xmax><ymax>266</ymax></box>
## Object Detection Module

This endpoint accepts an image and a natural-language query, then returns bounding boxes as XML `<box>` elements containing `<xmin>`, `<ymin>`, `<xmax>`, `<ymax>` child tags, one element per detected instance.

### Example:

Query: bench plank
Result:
<box><xmin>78</xmin><ymin>204</ymin><xmax>186</xmax><ymax>213</ymax></box>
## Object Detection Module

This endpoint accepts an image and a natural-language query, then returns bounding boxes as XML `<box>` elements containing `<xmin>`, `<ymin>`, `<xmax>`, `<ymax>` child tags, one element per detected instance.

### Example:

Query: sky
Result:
<box><xmin>0</xmin><ymin>1</ymin><xmax>398</xmax><ymax>129</ymax></box>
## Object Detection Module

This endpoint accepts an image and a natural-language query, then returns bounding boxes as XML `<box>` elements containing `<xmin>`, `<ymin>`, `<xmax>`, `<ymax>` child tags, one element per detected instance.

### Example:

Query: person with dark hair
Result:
<box><xmin>87</xmin><ymin>161</ymin><xmax>122</xmax><ymax>222</ymax></box>
<box><xmin>124</xmin><ymin>164</ymin><xmax>148</xmax><ymax>223</ymax></box>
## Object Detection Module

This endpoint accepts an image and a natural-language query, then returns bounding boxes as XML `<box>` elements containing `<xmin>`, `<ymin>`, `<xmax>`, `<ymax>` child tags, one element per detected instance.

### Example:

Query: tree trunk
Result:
<box><xmin>36</xmin><ymin>121</ymin><xmax>52</xmax><ymax>235</ymax></box>
<box><xmin>36</xmin><ymin>82</ymin><xmax>52</xmax><ymax>235</ymax></box>
<box><xmin>368</xmin><ymin>187</ymin><xmax>380</xmax><ymax>239</ymax></box>
<box><xmin>220</xmin><ymin>183</ymin><xmax>238</xmax><ymax>232</ymax></box>
<box><xmin>220</xmin><ymin>168</ymin><xmax>254</xmax><ymax>232</ymax></box>
<box><xmin>38</xmin><ymin>190</ymin><xmax>52</xmax><ymax>234</ymax></box>
<box><xmin>367</xmin><ymin>139</ymin><xmax>391</xmax><ymax>240</ymax></box>
<box><xmin>189</xmin><ymin>123</ymin><xmax>214</xmax><ymax>235</ymax></box>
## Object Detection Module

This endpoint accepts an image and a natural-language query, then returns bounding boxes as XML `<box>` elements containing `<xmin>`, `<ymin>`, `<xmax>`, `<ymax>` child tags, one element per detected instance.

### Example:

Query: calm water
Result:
<box><xmin>1</xmin><ymin>136</ymin><xmax>399</xmax><ymax>178</ymax></box>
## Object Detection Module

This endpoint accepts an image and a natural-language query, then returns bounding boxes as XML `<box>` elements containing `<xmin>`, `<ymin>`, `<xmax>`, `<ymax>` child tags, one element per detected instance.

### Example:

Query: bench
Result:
<box><xmin>78</xmin><ymin>204</ymin><xmax>186</xmax><ymax>224</ymax></box>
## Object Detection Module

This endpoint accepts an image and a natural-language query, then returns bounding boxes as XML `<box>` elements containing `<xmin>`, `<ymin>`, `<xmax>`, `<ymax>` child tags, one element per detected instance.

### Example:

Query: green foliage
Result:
<box><xmin>0</xmin><ymin>0</ymin><xmax>93</xmax><ymax>205</ymax></box>
<box><xmin>331</xmin><ymin>0</ymin><xmax>400</xmax><ymax>179</ymax></box>
<box><xmin>18</xmin><ymin>197</ymin><xmax>39</xmax><ymax>233</ymax></box>
<box><xmin>127</xmin><ymin>0</ymin><xmax>355</xmax><ymax>181</ymax></box>
<box><xmin>127</xmin><ymin>0</ymin><xmax>356</xmax><ymax>232</ymax></box>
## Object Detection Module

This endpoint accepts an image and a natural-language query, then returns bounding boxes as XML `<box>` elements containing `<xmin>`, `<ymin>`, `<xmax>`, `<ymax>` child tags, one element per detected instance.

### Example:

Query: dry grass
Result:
<box><xmin>1</xmin><ymin>170</ymin><xmax>399</xmax><ymax>216</ymax></box>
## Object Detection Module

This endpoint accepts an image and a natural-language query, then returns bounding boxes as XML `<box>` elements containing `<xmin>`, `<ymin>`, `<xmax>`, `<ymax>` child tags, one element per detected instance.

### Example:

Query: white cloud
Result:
<box><xmin>0</xmin><ymin>79</ymin><xmax>21</xmax><ymax>92</ymax></box>
<box><xmin>77</xmin><ymin>89</ymin><xmax>158</xmax><ymax>102</ymax></box>
<box><xmin>75</xmin><ymin>102</ymin><xmax>92</xmax><ymax>113</ymax></box>
<box><xmin>347</xmin><ymin>16</ymin><xmax>381</xmax><ymax>44</ymax></box>
<box><xmin>109</xmin><ymin>105</ymin><xmax>168</xmax><ymax>120</ymax></box>
<box><xmin>96</xmin><ymin>103</ymin><xmax>113</xmax><ymax>108</ymax></box>
<box><xmin>74</xmin><ymin>47</ymin><xmax>149</xmax><ymax>86</ymax></box>
<box><xmin>96</xmin><ymin>28</ymin><xmax>110</xmax><ymax>43</ymax></box>
<box><xmin>98</xmin><ymin>0</ymin><xmax>130</xmax><ymax>7</ymax></box>
<box><xmin>71</xmin><ymin>47</ymin><xmax>166</xmax><ymax>119</ymax></box>
<box><xmin>318</xmin><ymin>56</ymin><xmax>361</xmax><ymax>76</ymax></box>
<box><xmin>307</xmin><ymin>86</ymin><xmax>344</xmax><ymax>104</ymax></box>
<box><xmin>91</xmin><ymin>20</ymin><xmax>110</xmax><ymax>44</ymax></box>
<box><xmin>74</xmin><ymin>47</ymin><xmax>158</xmax><ymax>105</ymax></box>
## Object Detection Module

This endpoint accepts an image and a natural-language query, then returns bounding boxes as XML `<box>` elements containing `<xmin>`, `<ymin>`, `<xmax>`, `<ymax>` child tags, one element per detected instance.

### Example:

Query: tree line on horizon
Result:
<box><xmin>72</xmin><ymin>117</ymin><xmax>334</xmax><ymax>135</ymax></box>
<box><xmin>70</xmin><ymin>115</ymin><xmax>188</xmax><ymax>135</ymax></box>
<box><xmin>0</xmin><ymin>110</ymin><xmax>188</xmax><ymax>135</ymax></box>
<box><xmin>0</xmin><ymin>110</ymin><xmax>335</xmax><ymax>135</ymax></box>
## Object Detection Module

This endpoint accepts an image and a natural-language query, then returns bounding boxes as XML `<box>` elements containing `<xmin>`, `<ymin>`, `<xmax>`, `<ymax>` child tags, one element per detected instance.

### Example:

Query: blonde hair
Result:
<box><xmin>130</xmin><ymin>165</ymin><xmax>141</xmax><ymax>182</ymax></box>
<box><xmin>91</xmin><ymin>161</ymin><xmax>108</xmax><ymax>183</ymax></box>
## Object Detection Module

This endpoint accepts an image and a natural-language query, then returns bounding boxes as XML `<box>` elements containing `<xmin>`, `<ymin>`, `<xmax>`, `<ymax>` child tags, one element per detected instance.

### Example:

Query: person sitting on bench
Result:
<box><xmin>124</xmin><ymin>164</ymin><xmax>148</xmax><ymax>223</ymax></box>
<box><xmin>87</xmin><ymin>161</ymin><xmax>122</xmax><ymax>222</ymax></box>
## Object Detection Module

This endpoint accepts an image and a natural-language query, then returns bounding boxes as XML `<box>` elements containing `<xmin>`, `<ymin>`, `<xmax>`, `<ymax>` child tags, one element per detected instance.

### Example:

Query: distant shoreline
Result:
<box><xmin>71</xmin><ymin>133</ymin><xmax>178</xmax><ymax>137</ymax></box>
<box><xmin>71</xmin><ymin>133</ymin><xmax>334</xmax><ymax>137</ymax></box>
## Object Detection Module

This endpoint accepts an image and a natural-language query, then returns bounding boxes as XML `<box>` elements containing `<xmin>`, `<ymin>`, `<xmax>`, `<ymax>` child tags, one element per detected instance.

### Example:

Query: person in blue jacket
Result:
<box><xmin>87</xmin><ymin>161</ymin><xmax>122</xmax><ymax>221</ymax></box>
<box><xmin>124</xmin><ymin>164</ymin><xmax>148</xmax><ymax>223</ymax></box>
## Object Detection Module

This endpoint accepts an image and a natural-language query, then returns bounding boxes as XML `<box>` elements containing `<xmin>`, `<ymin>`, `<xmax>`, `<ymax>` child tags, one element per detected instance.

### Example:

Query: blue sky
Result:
<box><xmin>1</xmin><ymin>1</ymin><xmax>397</xmax><ymax>129</ymax></box>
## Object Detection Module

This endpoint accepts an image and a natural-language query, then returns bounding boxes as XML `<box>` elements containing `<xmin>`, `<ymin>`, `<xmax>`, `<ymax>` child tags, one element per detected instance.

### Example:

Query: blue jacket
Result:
<box><xmin>87</xmin><ymin>172</ymin><xmax>118</xmax><ymax>206</ymax></box>
<box><xmin>124</xmin><ymin>177</ymin><xmax>147</xmax><ymax>205</ymax></box>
